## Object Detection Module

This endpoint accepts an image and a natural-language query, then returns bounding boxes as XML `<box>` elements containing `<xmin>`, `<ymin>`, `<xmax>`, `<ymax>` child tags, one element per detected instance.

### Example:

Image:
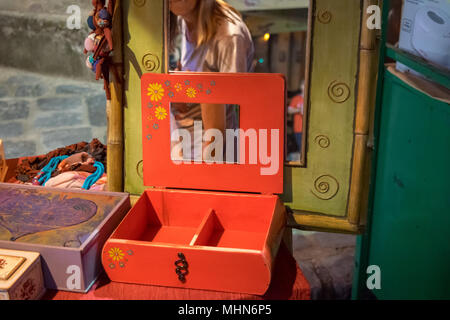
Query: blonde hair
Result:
<box><xmin>170</xmin><ymin>0</ymin><xmax>241</xmax><ymax>49</ymax></box>
<box><xmin>195</xmin><ymin>0</ymin><xmax>241</xmax><ymax>47</ymax></box>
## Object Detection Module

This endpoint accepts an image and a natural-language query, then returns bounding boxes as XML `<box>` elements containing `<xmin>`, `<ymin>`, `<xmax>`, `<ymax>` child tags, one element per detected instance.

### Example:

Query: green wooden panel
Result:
<box><xmin>123</xmin><ymin>0</ymin><xmax>165</xmax><ymax>195</ymax></box>
<box><xmin>367</xmin><ymin>70</ymin><xmax>450</xmax><ymax>299</ymax></box>
<box><xmin>282</xmin><ymin>0</ymin><xmax>361</xmax><ymax>217</ymax></box>
<box><xmin>386</xmin><ymin>45</ymin><xmax>450</xmax><ymax>90</ymax></box>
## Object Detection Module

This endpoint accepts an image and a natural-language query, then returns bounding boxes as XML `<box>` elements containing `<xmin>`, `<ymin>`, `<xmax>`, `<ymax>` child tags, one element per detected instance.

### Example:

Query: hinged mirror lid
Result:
<box><xmin>141</xmin><ymin>73</ymin><xmax>285</xmax><ymax>194</ymax></box>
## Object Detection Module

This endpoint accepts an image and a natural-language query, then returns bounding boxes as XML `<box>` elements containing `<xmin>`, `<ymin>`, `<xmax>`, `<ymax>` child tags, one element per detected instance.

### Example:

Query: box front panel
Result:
<box><xmin>103</xmin><ymin>241</ymin><xmax>271</xmax><ymax>295</ymax></box>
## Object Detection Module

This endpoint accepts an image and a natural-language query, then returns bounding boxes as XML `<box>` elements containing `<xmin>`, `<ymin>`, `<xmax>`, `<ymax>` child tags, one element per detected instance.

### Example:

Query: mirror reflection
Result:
<box><xmin>168</xmin><ymin>0</ymin><xmax>309</xmax><ymax>165</ymax></box>
<box><xmin>170</xmin><ymin>103</ymin><xmax>240</xmax><ymax>163</ymax></box>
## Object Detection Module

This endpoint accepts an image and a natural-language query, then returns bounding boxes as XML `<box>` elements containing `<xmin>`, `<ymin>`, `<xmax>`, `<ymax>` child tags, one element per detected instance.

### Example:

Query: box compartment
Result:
<box><xmin>103</xmin><ymin>189</ymin><xmax>286</xmax><ymax>295</ymax></box>
<box><xmin>110</xmin><ymin>189</ymin><xmax>277</xmax><ymax>249</ymax></box>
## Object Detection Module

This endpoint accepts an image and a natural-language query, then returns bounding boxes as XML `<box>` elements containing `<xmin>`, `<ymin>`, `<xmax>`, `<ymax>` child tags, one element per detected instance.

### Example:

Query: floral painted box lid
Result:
<box><xmin>0</xmin><ymin>255</ymin><xmax>25</xmax><ymax>281</ymax></box>
<box><xmin>140</xmin><ymin>73</ymin><xmax>285</xmax><ymax>194</ymax></box>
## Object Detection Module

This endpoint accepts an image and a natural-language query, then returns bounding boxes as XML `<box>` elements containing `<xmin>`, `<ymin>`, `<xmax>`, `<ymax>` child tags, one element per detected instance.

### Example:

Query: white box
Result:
<box><xmin>0</xmin><ymin>249</ymin><xmax>45</xmax><ymax>300</ymax></box>
<box><xmin>397</xmin><ymin>0</ymin><xmax>450</xmax><ymax>74</ymax></box>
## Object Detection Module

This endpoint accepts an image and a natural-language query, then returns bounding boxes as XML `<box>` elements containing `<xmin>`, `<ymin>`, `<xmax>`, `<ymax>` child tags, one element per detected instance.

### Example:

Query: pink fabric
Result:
<box><xmin>45</xmin><ymin>171</ymin><xmax>107</xmax><ymax>191</ymax></box>
<box><xmin>84</xmin><ymin>34</ymin><xmax>95</xmax><ymax>52</ymax></box>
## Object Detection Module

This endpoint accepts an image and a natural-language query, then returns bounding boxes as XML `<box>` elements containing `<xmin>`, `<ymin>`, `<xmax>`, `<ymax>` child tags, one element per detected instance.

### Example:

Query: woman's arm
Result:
<box><xmin>201</xmin><ymin>103</ymin><xmax>226</xmax><ymax>159</ymax></box>
<box><xmin>201</xmin><ymin>103</ymin><xmax>226</xmax><ymax>134</ymax></box>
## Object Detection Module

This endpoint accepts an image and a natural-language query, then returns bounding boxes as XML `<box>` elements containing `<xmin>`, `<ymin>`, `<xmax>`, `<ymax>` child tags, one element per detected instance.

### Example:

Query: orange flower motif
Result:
<box><xmin>147</xmin><ymin>83</ymin><xmax>164</xmax><ymax>102</ymax></box>
<box><xmin>155</xmin><ymin>106</ymin><xmax>168</xmax><ymax>120</ymax></box>
<box><xmin>186</xmin><ymin>87</ymin><xmax>197</xmax><ymax>98</ymax></box>
<box><xmin>174</xmin><ymin>83</ymin><xmax>183</xmax><ymax>92</ymax></box>
<box><xmin>108</xmin><ymin>248</ymin><xmax>124</xmax><ymax>262</ymax></box>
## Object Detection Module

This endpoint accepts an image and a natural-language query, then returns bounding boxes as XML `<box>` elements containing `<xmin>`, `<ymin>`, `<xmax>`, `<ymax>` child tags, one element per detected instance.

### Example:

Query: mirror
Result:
<box><xmin>170</xmin><ymin>103</ymin><xmax>240</xmax><ymax>163</ymax></box>
<box><xmin>167</xmin><ymin>0</ymin><xmax>310</xmax><ymax>166</ymax></box>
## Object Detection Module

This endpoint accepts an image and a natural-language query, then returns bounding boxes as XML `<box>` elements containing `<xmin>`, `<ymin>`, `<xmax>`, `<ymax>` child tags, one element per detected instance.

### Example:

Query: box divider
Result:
<box><xmin>189</xmin><ymin>208</ymin><xmax>222</xmax><ymax>246</ymax></box>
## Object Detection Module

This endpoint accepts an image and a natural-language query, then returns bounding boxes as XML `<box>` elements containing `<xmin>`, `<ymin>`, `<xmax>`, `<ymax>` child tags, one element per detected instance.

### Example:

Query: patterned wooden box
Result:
<box><xmin>0</xmin><ymin>183</ymin><xmax>130</xmax><ymax>292</ymax></box>
<box><xmin>0</xmin><ymin>248</ymin><xmax>45</xmax><ymax>300</ymax></box>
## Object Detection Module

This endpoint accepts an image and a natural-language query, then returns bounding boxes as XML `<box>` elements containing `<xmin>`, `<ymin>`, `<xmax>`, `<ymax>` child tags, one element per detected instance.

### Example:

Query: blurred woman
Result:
<box><xmin>169</xmin><ymin>0</ymin><xmax>254</xmax><ymax>162</ymax></box>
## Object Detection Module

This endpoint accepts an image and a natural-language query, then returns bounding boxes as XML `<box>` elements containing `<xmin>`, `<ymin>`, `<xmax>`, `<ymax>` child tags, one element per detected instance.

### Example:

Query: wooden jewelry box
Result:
<box><xmin>0</xmin><ymin>183</ymin><xmax>130</xmax><ymax>292</ymax></box>
<box><xmin>0</xmin><ymin>248</ymin><xmax>45</xmax><ymax>300</ymax></box>
<box><xmin>102</xmin><ymin>73</ymin><xmax>287</xmax><ymax>295</ymax></box>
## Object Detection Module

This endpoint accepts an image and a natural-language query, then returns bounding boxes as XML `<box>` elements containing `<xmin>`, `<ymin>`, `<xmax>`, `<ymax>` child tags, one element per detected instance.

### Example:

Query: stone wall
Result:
<box><xmin>0</xmin><ymin>68</ymin><xmax>106</xmax><ymax>159</ymax></box>
<box><xmin>0</xmin><ymin>0</ymin><xmax>93</xmax><ymax>15</ymax></box>
<box><xmin>0</xmin><ymin>0</ymin><xmax>95</xmax><ymax>80</ymax></box>
<box><xmin>0</xmin><ymin>1</ymin><xmax>108</xmax><ymax>159</ymax></box>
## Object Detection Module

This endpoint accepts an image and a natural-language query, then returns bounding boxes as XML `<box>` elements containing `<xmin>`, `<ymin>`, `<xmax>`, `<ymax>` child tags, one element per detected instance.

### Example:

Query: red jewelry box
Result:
<box><xmin>102</xmin><ymin>73</ymin><xmax>286</xmax><ymax>295</ymax></box>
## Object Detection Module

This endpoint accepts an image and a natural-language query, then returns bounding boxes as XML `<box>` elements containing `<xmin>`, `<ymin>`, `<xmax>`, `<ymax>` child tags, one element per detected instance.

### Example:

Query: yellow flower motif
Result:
<box><xmin>174</xmin><ymin>83</ymin><xmax>183</xmax><ymax>92</ymax></box>
<box><xmin>155</xmin><ymin>106</ymin><xmax>168</xmax><ymax>120</ymax></box>
<box><xmin>147</xmin><ymin>83</ymin><xmax>164</xmax><ymax>102</ymax></box>
<box><xmin>186</xmin><ymin>87</ymin><xmax>197</xmax><ymax>98</ymax></box>
<box><xmin>109</xmin><ymin>248</ymin><xmax>124</xmax><ymax>262</ymax></box>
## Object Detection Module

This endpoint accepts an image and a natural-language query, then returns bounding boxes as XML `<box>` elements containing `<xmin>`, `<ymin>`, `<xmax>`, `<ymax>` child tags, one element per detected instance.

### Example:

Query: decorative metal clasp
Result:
<box><xmin>175</xmin><ymin>253</ymin><xmax>189</xmax><ymax>283</ymax></box>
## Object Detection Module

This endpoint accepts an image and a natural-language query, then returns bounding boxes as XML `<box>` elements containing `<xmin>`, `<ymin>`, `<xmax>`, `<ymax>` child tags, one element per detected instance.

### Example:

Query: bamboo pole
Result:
<box><xmin>107</xmin><ymin>0</ymin><xmax>124</xmax><ymax>192</ymax></box>
<box><xmin>355</xmin><ymin>49</ymin><xmax>377</xmax><ymax>135</ymax></box>
<box><xmin>355</xmin><ymin>0</ymin><xmax>379</xmax><ymax>135</ymax></box>
<box><xmin>347</xmin><ymin>0</ymin><xmax>379</xmax><ymax>225</ymax></box>
<box><xmin>347</xmin><ymin>134</ymin><xmax>369</xmax><ymax>224</ymax></box>
<box><xmin>0</xmin><ymin>139</ymin><xmax>8</xmax><ymax>182</ymax></box>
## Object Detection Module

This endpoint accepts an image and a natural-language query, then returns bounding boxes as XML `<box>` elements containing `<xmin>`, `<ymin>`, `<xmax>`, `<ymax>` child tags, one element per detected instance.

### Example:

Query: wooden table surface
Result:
<box><xmin>43</xmin><ymin>243</ymin><xmax>310</xmax><ymax>300</ymax></box>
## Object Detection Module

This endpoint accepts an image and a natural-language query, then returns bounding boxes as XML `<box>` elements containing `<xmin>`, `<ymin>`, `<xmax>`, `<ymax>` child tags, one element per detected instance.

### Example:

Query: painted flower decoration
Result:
<box><xmin>109</xmin><ymin>248</ymin><xmax>125</xmax><ymax>262</ymax></box>
<box><xmin>0</xmin><ymin>259</ymin><xmax>6</xmax><ymax>269</ymax></box>
<box><xmin>186</xmin><ymin>87</ymin><xmax>197</xmax><ymax>98</ymax></box>
<box><xmin>155</xmin><ymin>106</ymin><xmax>168</xmax><ymax>120</ymax></box>
<box><xmin>168</xmin><ymin>91</ymin><xmax>174</xmax><ymax>98</ymax></box>
<box><xmin>175</xmin><ymin>83</ymin><xmax>182</xmax><ymax>92</ymax></box>
<box><xmin>165</xmin><ymin>80</ymin><xmax>171</xmax><ymax>87</ymax></box>
<box><xmin>147</xmin><ymin>83</ymin><xmax>164</xmax><ymax>102</ymax></box>
<box><xmin>19</xmin><ymin>279</ymin><xmax>36</xmax><ymax>300</ymax></box>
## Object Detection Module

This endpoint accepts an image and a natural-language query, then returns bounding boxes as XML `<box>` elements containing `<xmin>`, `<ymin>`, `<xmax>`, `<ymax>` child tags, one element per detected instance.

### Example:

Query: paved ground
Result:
<box><xmin>0</xmin><ymin>67</ymin><xmax>107</xmax><ymax>159</ymax></box>
<box><xmin>292</xmin><ymin>230</ymin><xmax>357</xmax><ymax>300</ymax></box>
